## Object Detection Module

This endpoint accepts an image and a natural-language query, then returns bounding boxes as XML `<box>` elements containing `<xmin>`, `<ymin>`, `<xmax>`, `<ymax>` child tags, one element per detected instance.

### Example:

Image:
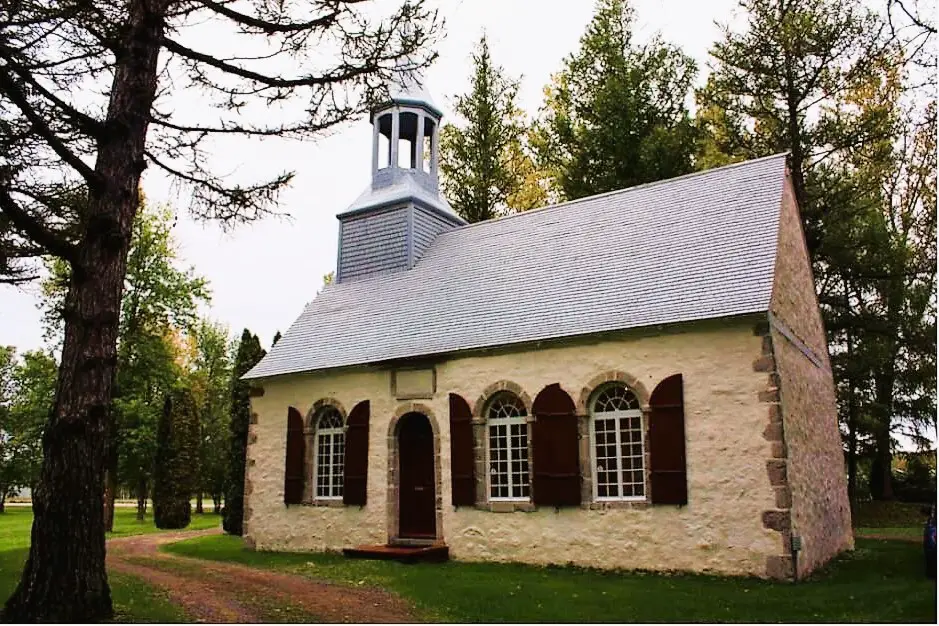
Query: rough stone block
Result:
<box><xmin>774</xmin><ymin>487</ymin><xmax>792</xmax><ymax>509</ymax></box>
<box><xmin>766</xmin><ymin>555</ymin><xmax>794</xmax><ymax>580</ymax></box>
<box><xmin>763</xmin><ymin>421</ymin><xmax>784</xmax><ymax>442</ymax></box>
<box><xmin>767</xmin><ymin>459</ymin><xmax>788</xmax><ymax>486</ymax></box>
<box><xmin>758</xmin><ymin>389</ymin><xmax>779</xmax><ymax>403</ymax></box>
<box><xmin>752</xmin><ymin>355</ymin><xmax>776</xmax><ymax>372</ymax></box>
<box><xmin>767</xmin><ymin>403</ymin><xmax>782</xmax><ymax>423</ymax></box>
<box><xmin>762</xmin><ymin>510</ymin><xmax>791</xmax><ymax>532</ymax></box>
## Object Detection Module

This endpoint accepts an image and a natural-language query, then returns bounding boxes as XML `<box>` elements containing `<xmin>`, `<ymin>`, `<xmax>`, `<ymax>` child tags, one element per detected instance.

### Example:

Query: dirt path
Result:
<box><xmin>107</xmin><ymin>529</ymin><xmax>417</xmax><ymax>623</ymax></box>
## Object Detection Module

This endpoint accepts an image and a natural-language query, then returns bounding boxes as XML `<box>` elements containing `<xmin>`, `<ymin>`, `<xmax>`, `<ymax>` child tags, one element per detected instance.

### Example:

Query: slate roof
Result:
<box><xmin>244</xmin><ymin>154</ymin><xmax>788</xmax><ymax>380</ymax></box>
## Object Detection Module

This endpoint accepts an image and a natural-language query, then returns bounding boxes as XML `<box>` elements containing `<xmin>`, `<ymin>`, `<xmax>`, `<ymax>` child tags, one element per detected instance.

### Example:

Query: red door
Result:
<box><xmin>398</xmin><ymin>412</ymin><xmax>436</xmax><ymax>538</ymax></box>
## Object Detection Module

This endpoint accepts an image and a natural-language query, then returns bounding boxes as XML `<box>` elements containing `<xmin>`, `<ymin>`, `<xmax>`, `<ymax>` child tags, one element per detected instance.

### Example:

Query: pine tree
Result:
<box><xmin>153</xmin><ymin>387</ymin><xmax>199</xmax><ymax>529</ymax></box>
<box><xmin>698</xmin><ymin>0</ymin><xmax>934</xmax><ymax>502</ymax></box>
<box><xmin>531</xmin><ymin>0</ymin><xmax>697</xmax><ymax>201</ymax></box>
<box><xmin>439</xmin><ymin>35</ymin><xmax>545</xmax><ymax>223</ymax></box>
<box><xmin>223</xmin><ymin>330</ymin><xmax>266</xmax><ymax>535</ymax></box>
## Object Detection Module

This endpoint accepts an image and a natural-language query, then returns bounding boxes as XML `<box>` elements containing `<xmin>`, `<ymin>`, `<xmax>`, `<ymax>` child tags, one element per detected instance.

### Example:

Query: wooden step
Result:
<box><xmin>342</xmin><ymin>543</ymin><xmax>449</xmax><ymax>564</ymax></box>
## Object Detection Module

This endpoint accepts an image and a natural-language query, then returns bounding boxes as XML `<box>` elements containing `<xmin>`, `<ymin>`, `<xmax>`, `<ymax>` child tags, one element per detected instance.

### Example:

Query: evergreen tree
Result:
<box><xmin>439</xmin><ymin>35</ymin><xmax>545</xmax><ymax>222</ymax></box>
<box><xmin>532</xmin><ymin>0</ymin><xmax>698</xmax><ymax>201</ymax></box>
<box><xmin>699</xmin><ymin>0</ymin><xmax>934</xmax><ymax>502</ymax></box>
<box><xmin>153</xmin><ymin>386</ymin><xmax>199</xmax><ymax>529</ymax></box>
<box><xmin>223</xmin><ymin>330</ymin><xmax>266</xmax><ymax>535</ymax></box>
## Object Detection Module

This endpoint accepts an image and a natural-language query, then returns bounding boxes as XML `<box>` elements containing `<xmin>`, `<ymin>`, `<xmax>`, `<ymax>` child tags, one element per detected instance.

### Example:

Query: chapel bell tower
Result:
<box><xmin>334</xmin><ymin>64</ymin><xmax>466</xmax><ymax>284</ymax></box>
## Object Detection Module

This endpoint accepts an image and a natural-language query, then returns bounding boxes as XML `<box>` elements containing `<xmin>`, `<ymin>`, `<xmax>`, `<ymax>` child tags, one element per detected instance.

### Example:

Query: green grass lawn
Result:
<box><xmin>854</xmin><ymin>526</ymin><xmax>923</xmax><ymax>540</ymax></box>
<box><xmin>0</xmin><ymin>507</ymin><xmax>221</xmax><ymax>622</ymax></box>
<box><xmin>854</xmin><ymin>500</ymin><xmax>932</xmax><ymax>528</ymax></box>
<box><xmin>165</xmin><ymin>535</ymin><xmax>937</xmax><ymax>623</ymax></box>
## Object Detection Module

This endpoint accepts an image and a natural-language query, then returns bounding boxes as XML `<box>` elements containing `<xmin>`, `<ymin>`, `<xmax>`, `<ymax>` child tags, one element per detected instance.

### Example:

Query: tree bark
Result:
<box><xmin>103</xmin><ymin>462</ymin><xmax>117</xmax><ymax>532</ymax></box>
<box><xmin>844</xmin><ymin>279</ymin><xmax>859</xmax><ymax>516</ymax></box>
<box><xmin>0</xmin><ymin>494</ymin><xmax>5</xmax><ymax>514</ymax></box>
<box><xmin>196</xmin><ymin>492</ymin><xmax>203</xmax><ymax>515</ymax></box>
<box><xmin>2</xmin><ymin>2</ymin><xmax>169</xmax><ymax>621</ymax></box>
<box><xmin>136</xmin><ymin>477</ymin><xmax>148</xmax><ymax>521</ymax></box>
<box><xmin>212</xmin><ymin>494</ymin><xmax>221</xmax><ymax>515</ymax></box>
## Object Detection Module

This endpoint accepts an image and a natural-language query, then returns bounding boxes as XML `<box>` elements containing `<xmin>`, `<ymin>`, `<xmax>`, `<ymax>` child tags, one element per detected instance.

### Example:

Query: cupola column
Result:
<box><xmin>415</xmin><ymin>112</ymin><xmax>425</xmax><ymax>172</ymax></box>
<box><xmin>389</xmin><ymin>108</ymin><xmax>400</xmax><ymax>169</ymax></box>
<box><xmin>429</xmin><ymin>121</ymin><xmax>439</xmax><ymax>178</ymax></box>
<box><xmin>371</xmin><ymin>116</ymin><xmax>380</xmax><ymax>176</ymax></box>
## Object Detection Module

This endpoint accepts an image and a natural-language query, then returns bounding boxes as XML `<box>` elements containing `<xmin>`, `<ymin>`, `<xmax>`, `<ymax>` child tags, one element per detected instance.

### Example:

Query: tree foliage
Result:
<box><xmin>439</xmin><ymin>35</ymin><xmax>546</xmax><ymax>222</ymax></box>
<box><xmin>153</xmin><ymin>386</ymin><xmax>199</xmax><ymax>529</ymax></box>
<box><xmin>223</xmin><ymin>329</ymin><xmax>265</xmax><ymax>536</ymax></box>
<box><xmin>532</xmin><ymin>0</ymin><xmax>698</xmax><ymax>201</ymax></box>
<box><xmin>0</xmin><ymin>348</ymin><xmax>56</xmax><ymax>512</ymax></box>
<box><xmin>186</xmin><ymin>319</ymin><xmax>232</xmax><ymax>515</ymax></box>
<box><xmin>699</xmin><ymin>0</ymin><xmax>935</xmax><ymax>502</ymax></box>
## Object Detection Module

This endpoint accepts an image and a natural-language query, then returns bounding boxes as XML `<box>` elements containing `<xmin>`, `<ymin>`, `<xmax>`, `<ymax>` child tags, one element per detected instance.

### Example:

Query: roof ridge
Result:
<box><xmin>448</xmin><ymin>152</ymin><xmax>790</xmax><ymax>233</ymax></box>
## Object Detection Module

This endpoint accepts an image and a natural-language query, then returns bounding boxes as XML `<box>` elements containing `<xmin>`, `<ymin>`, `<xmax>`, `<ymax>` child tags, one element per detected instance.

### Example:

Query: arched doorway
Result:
<box><xmin>397</xmin><ymin>412</ymin><xmax>436</xmax><ymax>538</ymax></box>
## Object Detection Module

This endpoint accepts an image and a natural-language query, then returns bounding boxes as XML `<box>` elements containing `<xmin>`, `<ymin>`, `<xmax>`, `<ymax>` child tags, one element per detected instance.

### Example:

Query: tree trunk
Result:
<box><xmin>103</xmin><ymin>465</ymin><xmax>117</xmax><ymax>533</ymax></box>
<box><xmin>136</xmin><ymin>478</ymin><xmax>148</xmax><ymax>522</ymax></box>
<box><xmin>844</xmin><ymin>279</ymin><xmax>859</xmax><ymax>517</ymax></box>
<box><xmin>212</xmin><ymin>493</ymin><xmax>221</xmax><ymax>514</ymax></box>
<box><xmin>2</xmin><ymin>3</ymin><xmax>169</xmax><ymax>621</ymax></box>
<box><xmin>0</xmin><ymin>494</ymin><xmax>5</xmax><ymax>514</ymax></box>
<box><xmin>196</xmin><ymin>492</ymin><xmax>203</xmax><ymax>515</ymax></box>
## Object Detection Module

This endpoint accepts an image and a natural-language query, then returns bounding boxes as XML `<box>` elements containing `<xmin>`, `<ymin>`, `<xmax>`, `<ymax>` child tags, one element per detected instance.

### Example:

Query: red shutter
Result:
<box><xmin>531</xmin><ymin>384</ymin><xmax>581</xmax><ymax>507</ymax></box>
<box><xmin>283</xmin><ymin>407</ymin><xmax>305</xmax><ymax>505</ymax></box>
<box><xmin>649</xmin><ymin>374</ymin><xmax>688</xmax><ymax>505</ymax></box>
<box><xmin>449</xmin><ymin>393</ymin><xmax>475</xmax><ymax>506</ymax></box>
<box><xmin>343</xmin><ymin>400</ymin><xmax>370</xmax><ymax>506</ymax></box>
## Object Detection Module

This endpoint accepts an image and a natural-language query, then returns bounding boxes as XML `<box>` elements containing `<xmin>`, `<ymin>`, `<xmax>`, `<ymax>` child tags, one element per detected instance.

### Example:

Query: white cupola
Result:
<box><xmin>334</xmin><ymin>64</ymin><xmax>466</xmax><ymax>284</ymax></box>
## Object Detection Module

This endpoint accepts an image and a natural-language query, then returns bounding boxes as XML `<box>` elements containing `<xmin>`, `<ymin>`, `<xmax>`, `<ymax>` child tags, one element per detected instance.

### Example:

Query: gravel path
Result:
<box><xmin>107</xmin><ymin>529</ymin><xmax>417</xmax><ymax>623</ymax></box>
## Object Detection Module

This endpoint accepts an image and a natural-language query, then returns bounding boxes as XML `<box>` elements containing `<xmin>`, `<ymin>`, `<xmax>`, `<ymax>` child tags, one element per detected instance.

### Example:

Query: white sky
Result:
<box><xmin>0</xmin><ymin>0</ymin><xmax>744</xmax><ymax>353</ymax></box>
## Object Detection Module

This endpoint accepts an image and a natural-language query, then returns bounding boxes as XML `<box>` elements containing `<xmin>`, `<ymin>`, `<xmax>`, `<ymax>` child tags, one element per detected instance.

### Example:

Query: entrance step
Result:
<box><xmin>342</xmin><ymin>543</ymin><xmax>449</xmax><ymax>564</ymax></box>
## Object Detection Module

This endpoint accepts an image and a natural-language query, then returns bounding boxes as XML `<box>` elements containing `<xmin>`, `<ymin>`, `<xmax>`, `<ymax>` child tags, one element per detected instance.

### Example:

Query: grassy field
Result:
<box><xmin>854</xmin><ymin>500</ymin><xmax>931</xmax><ymax>528</ymax></box>
<box><xmin>0</xmin><ymin>507</ymin><xmax>220</xmax><ymax>622</ymax></box>
<box><xmin>166</xmin><ymin>534</ymin><xmax>937</xmax><ymax>623</ymax></box>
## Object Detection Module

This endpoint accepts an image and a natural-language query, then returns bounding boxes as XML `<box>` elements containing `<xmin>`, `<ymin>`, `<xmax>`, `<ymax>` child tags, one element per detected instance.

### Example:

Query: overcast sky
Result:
<box><xmin>0</xmin><ymin>0</ymin><xmax>744</xmax><ymax>353</ymax></box>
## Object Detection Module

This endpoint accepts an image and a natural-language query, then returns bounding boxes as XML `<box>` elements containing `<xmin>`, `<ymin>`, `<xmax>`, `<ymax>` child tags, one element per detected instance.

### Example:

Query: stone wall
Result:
<box><xmin>245</xmin><ymin>316</ymin><xmax>787</xmax><ymax>577</ymax></box>
<box><xmin>765</xmin><ymin>174</ymin><xmax>854</xmax><ymax>577</ymax></box>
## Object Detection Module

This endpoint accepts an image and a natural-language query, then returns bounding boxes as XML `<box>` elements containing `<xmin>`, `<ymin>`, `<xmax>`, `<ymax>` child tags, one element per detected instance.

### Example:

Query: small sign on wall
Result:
<box><xmin>392</xmin><ymin>368</ymin><xmax>436</xmax><ymax>399</ymax></box>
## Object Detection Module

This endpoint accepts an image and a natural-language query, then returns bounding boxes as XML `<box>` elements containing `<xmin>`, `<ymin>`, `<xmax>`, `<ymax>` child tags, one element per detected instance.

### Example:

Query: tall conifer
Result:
<box><xmin>223</xmin><ymin>330</ymin><xmax>266</xmax><ymax>535</ymax></box>
<box><xmin>439</xmin><ymin>35</ymin><xmax>545</xmax><ymax>222</ymax></box>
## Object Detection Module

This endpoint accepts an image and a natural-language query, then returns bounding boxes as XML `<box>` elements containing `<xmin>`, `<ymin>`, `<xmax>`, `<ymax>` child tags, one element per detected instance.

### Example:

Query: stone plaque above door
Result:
<box><xmin>391</xmin><ymin>368</ymin><xmax>436</xmax><ymax>400</ymax></box>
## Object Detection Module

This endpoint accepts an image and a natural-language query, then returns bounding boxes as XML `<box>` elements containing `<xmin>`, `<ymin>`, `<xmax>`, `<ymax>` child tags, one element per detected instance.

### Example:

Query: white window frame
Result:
<box><xmin>486</xmin><ymin>393</ymin><xmax>531</xmax><ymax>502</ymax></box>
<box><xmin>313</xmin><ymin>409</ymin><xmax>345</xmax><ymax>500</ymax></box>
<box><xmin>589</xmin><ymin>386</ymin><xmax>646</xmax><ymax>502</ymax></box>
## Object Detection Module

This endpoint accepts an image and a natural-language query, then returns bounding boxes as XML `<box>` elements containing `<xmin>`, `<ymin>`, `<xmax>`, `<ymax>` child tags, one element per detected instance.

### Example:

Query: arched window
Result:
<box><xmin>487</xmin><ymin>392</ymin><xmax>530</xmax><ymax>501</ymax></box>
<box><xmin>313</xmin><ymin>406</ymin><xmax>345</xmax><ymax>499</ymax></box>
<box><xmin>590</xmin><ymin>384</ymin><xmax>645</xmax><ymax>500</ymax></box>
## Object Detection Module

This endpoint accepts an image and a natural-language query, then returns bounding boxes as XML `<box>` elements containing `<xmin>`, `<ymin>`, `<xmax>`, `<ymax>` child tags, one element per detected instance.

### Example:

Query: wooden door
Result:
<box><xmin>398</xmin><ymin>412</ymin><xmax>436</xmax><ymax>538</ymax></box>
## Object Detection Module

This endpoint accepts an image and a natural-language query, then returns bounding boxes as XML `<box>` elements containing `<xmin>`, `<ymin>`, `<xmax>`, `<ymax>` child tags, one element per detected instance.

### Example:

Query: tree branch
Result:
<box><xmin>162</xmin><ymin>37</ymin><xmax>382</xmax><ymax>89</ymax></box>
<box><xmin>198</xmin><ymin>0</ymin><xmax>343</xmax><ymax>34</ymax></box>
<box><xmin>0</xmin><ymin>67</ymin><xmax>100</xmax><ymax>186</ymax></box>
<box><xmin>0</xmin><ymin>187</ymin><xmax>79</xmax><ymax>264</ymax></box>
